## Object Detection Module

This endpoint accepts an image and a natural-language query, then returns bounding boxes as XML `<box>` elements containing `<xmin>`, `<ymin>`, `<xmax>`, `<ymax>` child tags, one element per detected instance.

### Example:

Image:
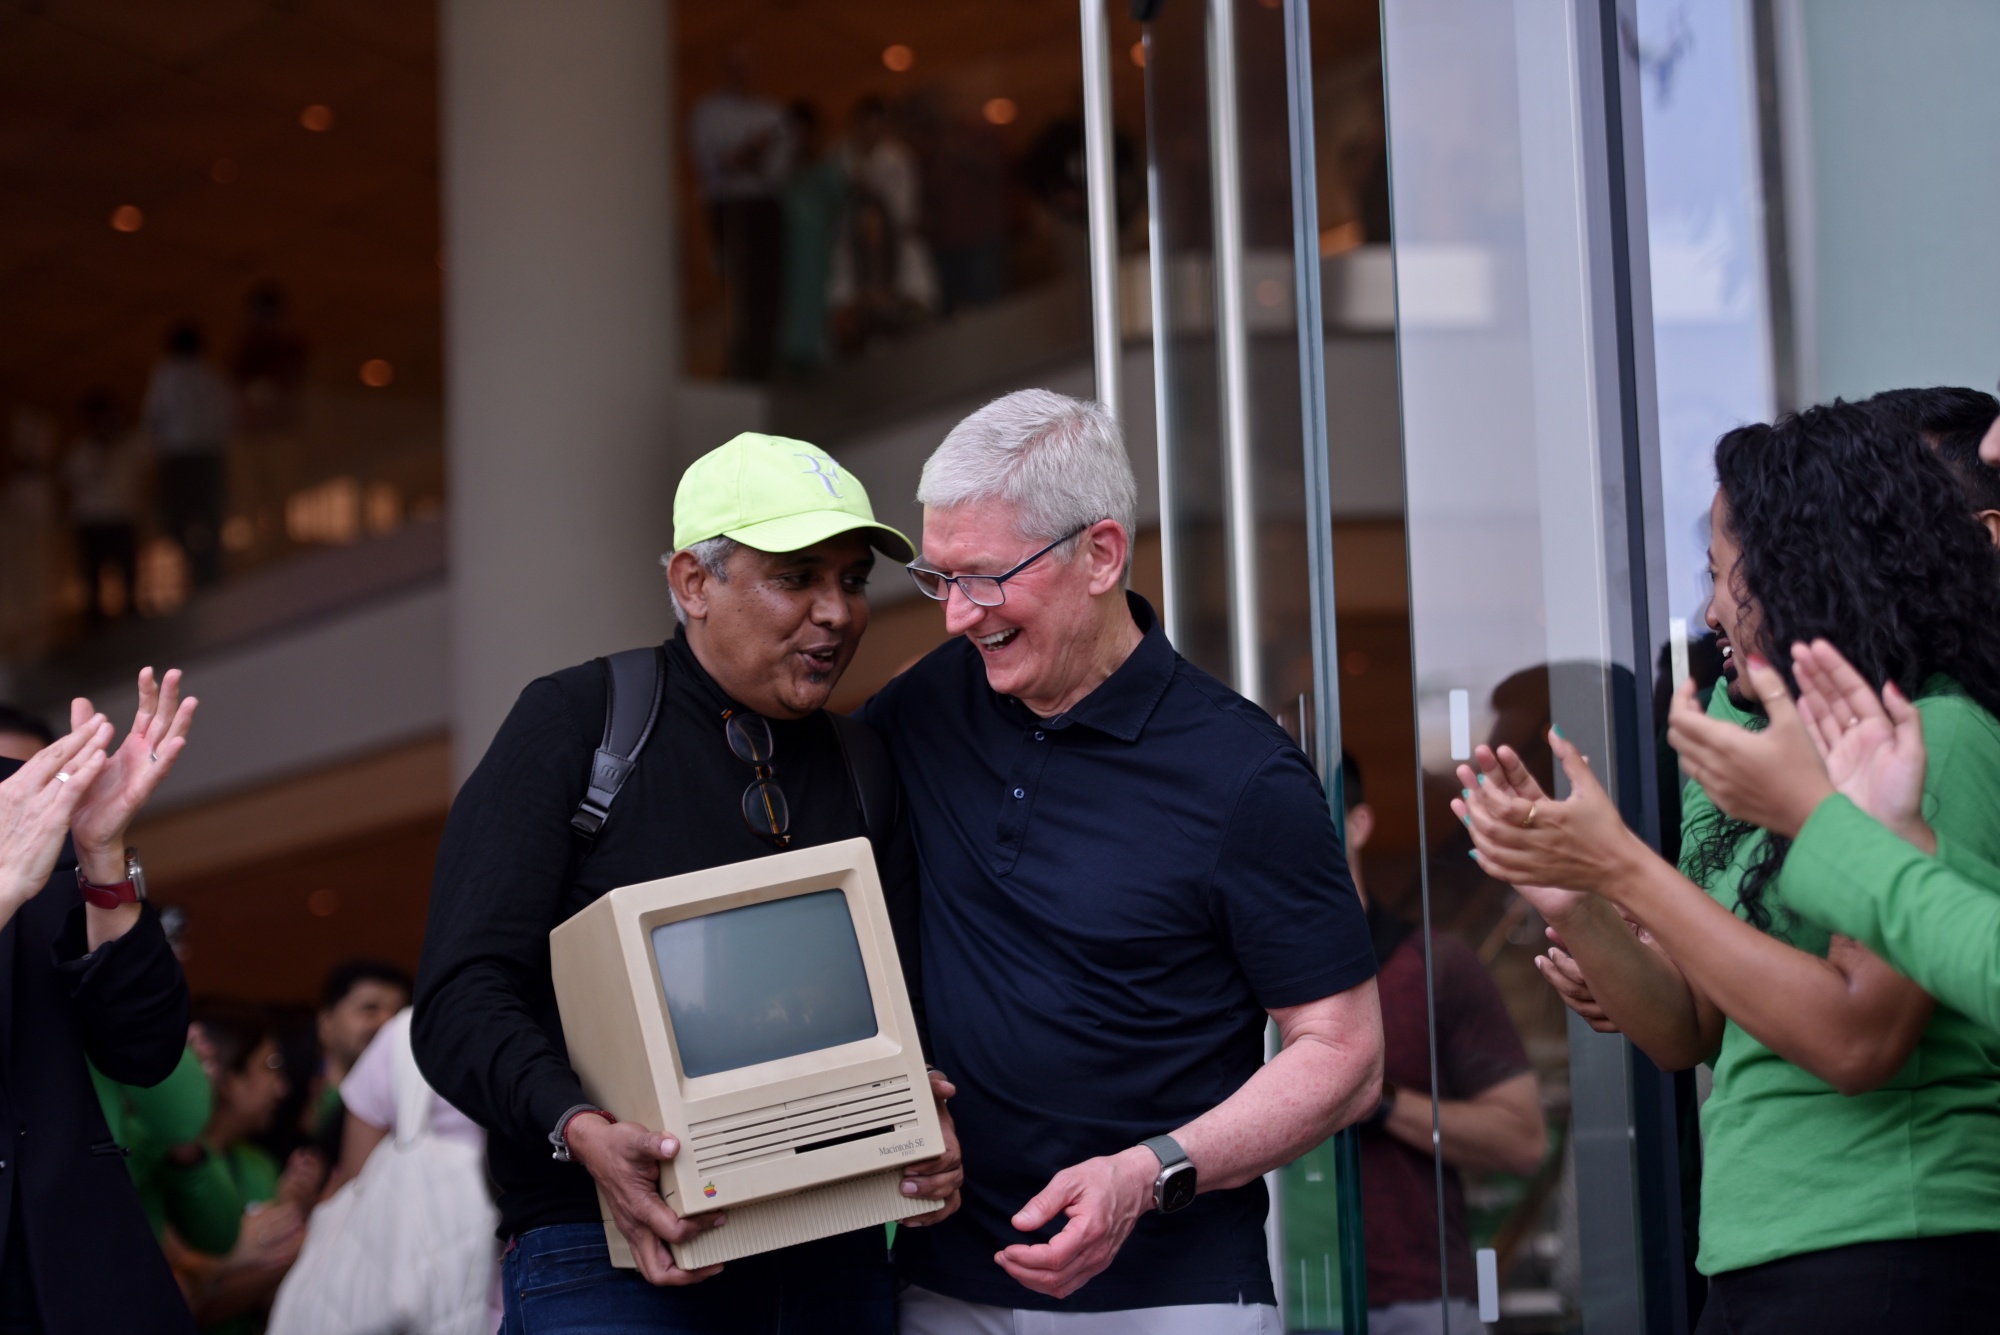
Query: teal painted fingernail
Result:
<box><xmin>1462</xmin><ymin>788</ymin><xmax>1472</xmax><ymax>799</ymax></box>
<box><xmin>1468</xmin><ymin>849</ymin><xmax>1479</xmax><ymax>860</ymax></box>
<box><xmin>1552</xmin><ymin>724</ymin><xmax>1564</xmax><ymax>739</ymax></box>
<box><xmin>1477</xmin><ymin>773</ymin><xmax>1487</xmax><ymax>785</ymax></box>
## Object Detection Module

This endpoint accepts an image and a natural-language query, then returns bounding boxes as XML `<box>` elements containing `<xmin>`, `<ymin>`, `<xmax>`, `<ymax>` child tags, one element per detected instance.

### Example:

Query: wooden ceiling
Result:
<box><xmin>0</xmin><ymin>0</ymin><xmax>443</xmax><ymax>424</ymax></box>
<box><xmin>1</xmin><ymin>0</ymin><xmax>1377</xmax><ymax>434</ymax></box>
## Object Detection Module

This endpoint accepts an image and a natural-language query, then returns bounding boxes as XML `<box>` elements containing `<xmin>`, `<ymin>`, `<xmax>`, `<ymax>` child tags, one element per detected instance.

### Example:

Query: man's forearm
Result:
<box><xmin>1382</xmin><ymin>1074</ymin><xmax>1545</xmax><ymax>1177</ymax></box>
<box><xmin>1172</xmin><ymin>983</ymin><xmax>1382</xmax><ymax>1193</ymax></box>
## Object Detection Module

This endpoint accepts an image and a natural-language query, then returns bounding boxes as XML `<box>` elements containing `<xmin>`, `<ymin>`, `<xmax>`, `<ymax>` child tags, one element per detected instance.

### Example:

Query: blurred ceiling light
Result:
<box><xmin>882</xmin><ymin>44</ymin><xmax>914</xmax><ymax>72</ymax></box>
<box><xmin>1130</xmin><ymin>40</ymin><xmax>1146</xmax><ymax>68</ymax></box>
<box><xmin>110</xmin><ymin>205</ymin><xmax>144</xmax><ymax>232</ymax></box>
<box><xmin>300</xmin><ymin>104</ymin><xmax>334</xmax><ymax>132</ymax></box>
<box><xmin>982</xmin><ymin>97</ymin><xmax>1018</xmax><ymax>126</ymax></box>
<box><xmin>210</xmin><ymin>158</ymin><xmax>238</xmax><ymax>184</ymax></box>
<box><xmin>359</xmin><ymin>358</ymin><xmax>395</xmax><ymax>388</ymax></box>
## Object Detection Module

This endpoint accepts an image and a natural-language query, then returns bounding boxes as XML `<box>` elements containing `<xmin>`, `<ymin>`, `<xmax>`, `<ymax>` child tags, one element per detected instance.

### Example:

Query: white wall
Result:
<box><xmin>1797</xmin><ymin>1</ymin><xmax>2000</xmax><ymax>400</ymax></box>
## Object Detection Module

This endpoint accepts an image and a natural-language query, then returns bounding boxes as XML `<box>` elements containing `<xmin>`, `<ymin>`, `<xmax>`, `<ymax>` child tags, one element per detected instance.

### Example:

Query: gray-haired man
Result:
<box><xmin>858</xmin><ymin>389</ymin><xmax>1384</xmax><ymax>1331</ymax></box>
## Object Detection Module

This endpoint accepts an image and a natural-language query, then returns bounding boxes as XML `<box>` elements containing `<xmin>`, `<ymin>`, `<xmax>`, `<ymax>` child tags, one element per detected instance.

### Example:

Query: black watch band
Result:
<box><xmin>1363</xmin><ymin>1079</ymin><xmax>1400</xmax><ymax>1131</ymax></box>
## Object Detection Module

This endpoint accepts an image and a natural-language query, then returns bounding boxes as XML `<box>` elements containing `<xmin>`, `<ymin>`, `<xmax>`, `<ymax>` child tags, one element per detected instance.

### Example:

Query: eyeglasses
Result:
<box><xmin>724</xmin><ymin>711</ymin><xmax>790</xmax><ymax>848</ymax></box>
<box><xmin>905</xmin><ymin>526</ymin><xmax>1088</xmax><ymax>608</ymax></box>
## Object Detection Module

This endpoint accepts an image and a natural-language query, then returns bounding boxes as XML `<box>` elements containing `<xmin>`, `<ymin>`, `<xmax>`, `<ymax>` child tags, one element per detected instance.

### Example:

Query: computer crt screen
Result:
<box><xmin>649</xmin><ymin>889</ymin><xmax>878</xmax><ymax>1078</ymax></box>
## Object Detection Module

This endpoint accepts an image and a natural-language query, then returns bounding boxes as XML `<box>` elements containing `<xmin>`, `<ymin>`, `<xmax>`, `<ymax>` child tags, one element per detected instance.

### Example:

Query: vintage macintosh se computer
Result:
<box><xmin>550</xmin><ymin>838</ymin><xmax>943</xmax><ymax>1269</ymax></box>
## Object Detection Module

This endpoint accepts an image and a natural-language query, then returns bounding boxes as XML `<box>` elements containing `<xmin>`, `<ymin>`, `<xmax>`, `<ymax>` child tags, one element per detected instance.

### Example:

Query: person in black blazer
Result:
<box><xmin>0</xmin><ymin>669</ymin><xmax>198</xmax><ymax>1335</ymax></box>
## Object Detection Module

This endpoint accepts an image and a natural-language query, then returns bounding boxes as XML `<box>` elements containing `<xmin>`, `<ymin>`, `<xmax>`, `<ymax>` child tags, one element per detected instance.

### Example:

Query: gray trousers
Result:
<box><xmin>900</xmin><ymin>1285</ymin><xmax>1282</xmax><ymax>1335</ymax></box>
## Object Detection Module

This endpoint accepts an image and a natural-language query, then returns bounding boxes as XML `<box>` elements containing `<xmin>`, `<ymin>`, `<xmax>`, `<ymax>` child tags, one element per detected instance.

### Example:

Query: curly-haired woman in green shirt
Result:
<box><xmin>1456</xmin><ymin>402</ymin><xmax>2000</xmax><ymax>1332</ymax></box>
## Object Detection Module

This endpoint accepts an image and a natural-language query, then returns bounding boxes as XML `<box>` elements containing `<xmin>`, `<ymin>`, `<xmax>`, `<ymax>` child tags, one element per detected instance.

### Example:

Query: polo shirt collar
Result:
<box><xmin>1033</xmin><ymin>591</ymin><xmax>1175</xmax><ymax>742</ymax></box>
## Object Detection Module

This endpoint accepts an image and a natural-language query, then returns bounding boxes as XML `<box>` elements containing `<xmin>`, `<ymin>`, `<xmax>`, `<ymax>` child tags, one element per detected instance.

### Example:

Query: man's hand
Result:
<box><xmin>996</xmin><ymin>1145</ymin><xmax>1156</xmax><ymax>1299</ymax></box>
<box><xmin>898</xmin><ymin>1070</ymin><xmax>963</xmax><ymax>1226</ymax></box>
<box><xmin>69</xmin><ymin>667</ymin><xmax>197</xmax><ymax>884</ymax></box>
<box><xmin>1666</xmin><ymin>657</ymin><xmax>1832</xmax><ymax>838</ymax></box>
<box><xmin>1792</xmin><ymin>640</ymin><xmax>1932</xmax><ymax>852</ymax></box>
<box><xmin>564</xmin><ymin>1114</ymin><xmax>726</xmax><ymax>1287</ymax></box>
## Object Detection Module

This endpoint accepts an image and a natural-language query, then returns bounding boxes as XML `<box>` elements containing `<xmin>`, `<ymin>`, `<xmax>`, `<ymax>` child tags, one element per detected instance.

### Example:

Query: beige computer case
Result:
<box><xmin>550</xmin><ymin>838</ymin><xmax>943</xmax><ymax>1269</ymax></box>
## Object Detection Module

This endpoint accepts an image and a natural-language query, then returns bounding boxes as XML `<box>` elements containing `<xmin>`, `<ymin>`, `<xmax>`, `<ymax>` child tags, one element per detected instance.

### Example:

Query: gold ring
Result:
<box><xmin>1522</xmin><ymin>800</ymin><xmax>1537</xmax><ymax>828</ymax></box>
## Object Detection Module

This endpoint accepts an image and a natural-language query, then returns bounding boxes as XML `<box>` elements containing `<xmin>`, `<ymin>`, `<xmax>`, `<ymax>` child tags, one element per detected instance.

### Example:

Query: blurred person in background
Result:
<box><xmin>833</xmin><ymin>95</ymin><xmax>937</xmax><ymax>349</ymax></box>
<box><xmin>167</xmin><ymin>1002</ymin><xmax>323</xmax><ymax>1334</ymax></box>
<box><xmin>1343</xmin><ymin>752</ymin><xmax>1544</xmax><ymax>1335</ymax></box>
<box><xmin>916</xmin><ymin>89</ymin><xmax>1009</xmax><ymax>317</ymax></box>
<box><xmin>230</xmin><ymin>283</ymin><xmax>309</xmax><ymax>436</ymax></box>
<box><xmin>1</xmin><ymin>668</ymin><xmax>200</xmax><ymax>1335</ymax></box>
<box><xmin>64</xmin><ymin>389</ymin><xmax>147</xmax><ymax>624</ymax></box>
<box><xmin>144</xmin><ymin>322</ymin><xmax>234</xmax><ymax>589</ymax></box>
<box><xmin>689</xmin><ymin>47</ymin><xmax>790</xmax><ymax>380</ymax></box>
<box><xmin>1865</xmin><ymin>386</ymin><xmax>2000</xmax><ymax>544</ymax></box>
<box><xmin>266</xmin><ymin>1005</ymin><xmax>500</xmax><ymax>1334</ymax></box>
<box><xmin>776</xmin><ymin>101</ymin><xmax>847</xmax><ymax>376</ymax></box>
<box><xmin>304</xmin><ymin>959</ymin><xmax>411</xmax><ymax>1165</ymax></box>
<box><xmin>231</xmin><ymin>282</ymin><xmax>311</xmax><ymax>555</ymax></box>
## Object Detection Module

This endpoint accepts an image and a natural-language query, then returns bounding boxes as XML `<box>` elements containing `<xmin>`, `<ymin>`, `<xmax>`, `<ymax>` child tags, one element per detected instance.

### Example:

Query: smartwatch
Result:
<box><xmin>1363</xmin><ymin>1079</ymin><xmax>1401</xmax><ymax>1132</ymax></box>
<box><xmin>1141</xmin><ymin>1134</ymin><xmax>1198</xmax><ymax>1214</ymax></box>
<box><xmin>76</xmin><ymin>848</ymin><xmax>147</xmax><ymax>910</ymax></box>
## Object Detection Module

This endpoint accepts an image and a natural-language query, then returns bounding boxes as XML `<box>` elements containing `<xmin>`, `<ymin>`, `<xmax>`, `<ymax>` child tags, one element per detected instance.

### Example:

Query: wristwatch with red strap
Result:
<box><xmin>76</xmin><ymin>847</ymin><xmax>147</xmax><ymax>909</ymax></box>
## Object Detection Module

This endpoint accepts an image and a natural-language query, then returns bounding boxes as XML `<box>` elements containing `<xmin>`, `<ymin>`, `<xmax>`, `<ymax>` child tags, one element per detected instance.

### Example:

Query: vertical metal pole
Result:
<box><xmin>1142</xmin><ymin>26</ymin><xmax>1182</xmax><ymax>645</ymax></box>
<box><xmin>1282</xmin><ymin>4</ymin><xmax>1367</xmax><ymax>1331</ymax></box>
<box><xmin>1080</xmin><ymin>0</ymin><xmax>1123</xmax><ymax>422</ymax></box>
<box><xmin>1207</xmin><ymin>0</ymin><xmax>1262</xmax><ymax>704</ymax></box>
<box><xmin>1282</xmin><ymin>0</ymin><xmax>1342</xmax><ymax>802</ymax></box>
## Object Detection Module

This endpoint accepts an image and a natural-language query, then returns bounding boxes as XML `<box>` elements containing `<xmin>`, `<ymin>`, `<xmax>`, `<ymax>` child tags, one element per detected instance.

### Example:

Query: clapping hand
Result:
<box><xmin>0</xmin><ymin>714</ymin><xmax>113</xmax><ymax>921</ymax></box>
<box><xmin>67</xmin><ymin>667</ymin><xmax>197</xmax><ymax>882</ymax></box>
<box><xmin>1452</xmin><ymin>732</ymin><xmax>1643</xmax><ymax>903</ymax></box>
<box><xmin>1791</xmin><ymin>639</ymin><xmax>1930</xmax><ymax>851</ymax></box>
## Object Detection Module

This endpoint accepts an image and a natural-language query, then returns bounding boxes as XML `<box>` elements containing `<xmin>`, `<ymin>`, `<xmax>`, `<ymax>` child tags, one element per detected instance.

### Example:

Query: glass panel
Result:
<box><xmin>1379</xmin><ymin>0</ymin><xmax>1673</xmax><ymax>1330</ymax></box>
<box><xmin>1146</xmin><ymin>2</ymin><xmax>1431</xmax><ymax>1328</ymax></box>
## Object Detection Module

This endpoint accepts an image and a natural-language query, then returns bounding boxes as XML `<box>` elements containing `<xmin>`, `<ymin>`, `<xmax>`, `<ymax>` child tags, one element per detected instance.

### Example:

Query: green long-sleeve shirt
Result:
<box><xmin>1788</xmin><ymin>794</ymin><xmax>2000</xmax><ymax>1033</ymax></box>
<box><xmin>89</xmin><ymin>1046</ymin><xmax>213</xmax><ymax>1239</ymax></box>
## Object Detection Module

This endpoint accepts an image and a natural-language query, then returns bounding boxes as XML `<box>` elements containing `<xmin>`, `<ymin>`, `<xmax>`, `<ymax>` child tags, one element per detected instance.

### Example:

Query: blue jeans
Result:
<box><xmin>500</xmin><ymin>1222</ymin><xmax>895</xmax><ymax>1334</ymax></box>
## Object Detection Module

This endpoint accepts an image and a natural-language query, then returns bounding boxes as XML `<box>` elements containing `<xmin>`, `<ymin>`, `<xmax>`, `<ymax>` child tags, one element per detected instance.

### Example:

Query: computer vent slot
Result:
<box><xmin>688</xmin><ymin>1075</ymin><xmax>920</xmax><ymax>1173</ymax></box>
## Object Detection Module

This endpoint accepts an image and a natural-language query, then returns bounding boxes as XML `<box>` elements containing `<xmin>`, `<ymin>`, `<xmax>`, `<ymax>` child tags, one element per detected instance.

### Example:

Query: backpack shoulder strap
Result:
<box><xmin>827</xmin><ymin>710</ymin><xmax>900</xmax><ymax>850</ymax></box>
<box><xmin>571</xmin><ymin>645</ymin><xmax>667</xmax><ymax>838</ymax></box>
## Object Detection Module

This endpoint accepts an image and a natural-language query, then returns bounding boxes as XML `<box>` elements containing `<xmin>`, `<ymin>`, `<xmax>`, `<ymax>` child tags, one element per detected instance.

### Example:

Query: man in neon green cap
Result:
<box><xmin>415</xmin><ymin>432</ymin><xmax>959</xmax><ymax>1333</ymax></box>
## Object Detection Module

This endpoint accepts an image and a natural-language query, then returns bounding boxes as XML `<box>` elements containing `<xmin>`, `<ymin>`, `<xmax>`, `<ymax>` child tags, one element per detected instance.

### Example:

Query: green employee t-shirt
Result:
<box><xmin>1685</xmin><ymin>679</ymin><xmax>2000</xmax><ymax>1276</ymax></box>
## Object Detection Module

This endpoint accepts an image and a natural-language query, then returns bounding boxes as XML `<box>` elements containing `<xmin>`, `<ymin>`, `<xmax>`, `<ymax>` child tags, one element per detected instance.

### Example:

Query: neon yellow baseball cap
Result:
<box><xmin>672</xmin><ymin>432</ymin><xmax>913</xmax><ymax>562</ymax></box>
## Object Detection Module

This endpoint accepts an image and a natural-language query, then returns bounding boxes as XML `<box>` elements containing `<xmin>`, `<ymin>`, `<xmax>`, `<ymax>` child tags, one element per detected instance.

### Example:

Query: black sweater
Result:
<box><xmin>412</xmin><ymin>633</ymin><xmax>921</xmax><ymax>1240</ymax></box>
<box><xmin>0</xmin><ymin>758</ymin><xmax>196</xmax><ymax>1335</ymax></box>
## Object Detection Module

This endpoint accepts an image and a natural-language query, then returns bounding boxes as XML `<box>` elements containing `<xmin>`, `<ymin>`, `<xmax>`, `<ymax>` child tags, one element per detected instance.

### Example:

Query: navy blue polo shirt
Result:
<box><xmin>857</xmin><ymin>592</ymin><xmax>1375</xmax><ymax>1311</ymax></box>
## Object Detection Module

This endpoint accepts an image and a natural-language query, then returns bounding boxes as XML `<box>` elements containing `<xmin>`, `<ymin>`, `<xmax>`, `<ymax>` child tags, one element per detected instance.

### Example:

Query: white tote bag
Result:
<box><xmin>268</xmin><ymin>1009</ymin><xmax>500</xmax><ymax>1335</ymax></box>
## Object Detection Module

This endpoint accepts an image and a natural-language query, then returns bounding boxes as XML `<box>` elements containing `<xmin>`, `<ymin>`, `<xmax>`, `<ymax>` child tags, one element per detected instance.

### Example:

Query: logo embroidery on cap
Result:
<box><xmin>795</xmin><ymin>453</ymin><xmax>843</xmax><ymax>498</ymax></box>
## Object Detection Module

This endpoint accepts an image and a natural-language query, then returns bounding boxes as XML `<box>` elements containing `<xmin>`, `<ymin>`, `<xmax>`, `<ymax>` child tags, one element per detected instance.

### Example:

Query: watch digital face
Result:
<box><xmin>1158</xmin><ymin>1163</ymin><xmax>1199</xmax><ymax>1214</ymax></box>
